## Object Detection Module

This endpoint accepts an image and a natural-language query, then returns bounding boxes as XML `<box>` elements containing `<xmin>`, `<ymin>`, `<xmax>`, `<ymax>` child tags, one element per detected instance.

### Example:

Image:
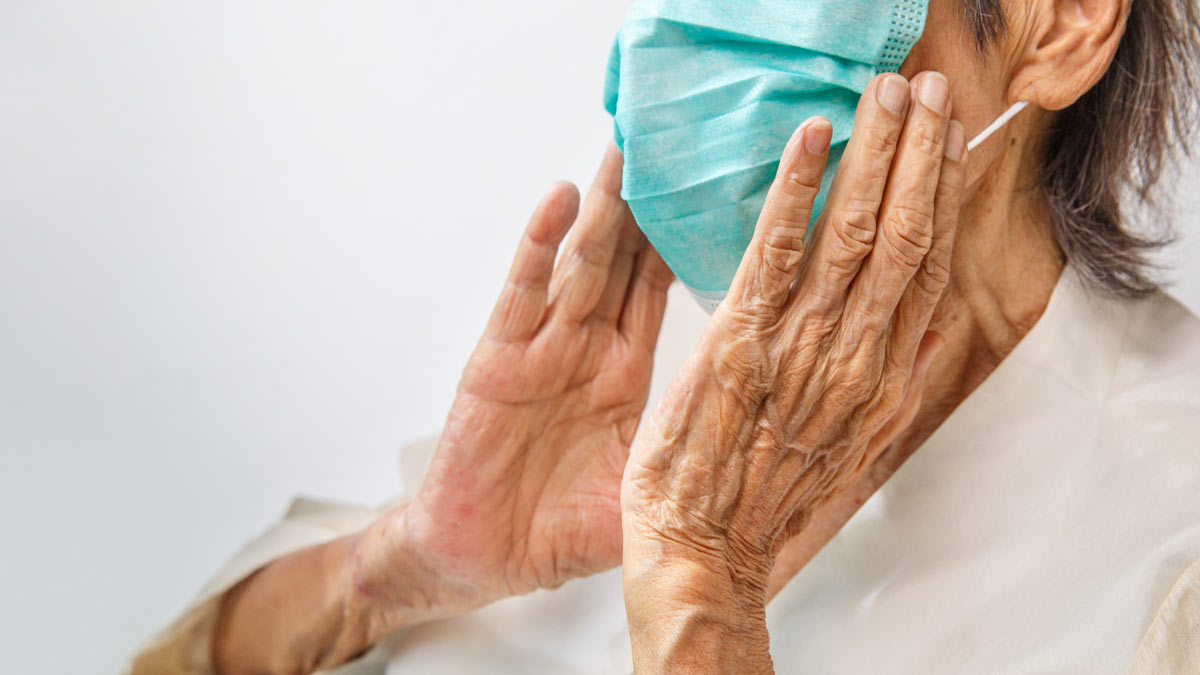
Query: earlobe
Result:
<box><xmin>1007</xmin><ymin>0</ymin><xmax>1130</xmax><ymax>111</ymax></box>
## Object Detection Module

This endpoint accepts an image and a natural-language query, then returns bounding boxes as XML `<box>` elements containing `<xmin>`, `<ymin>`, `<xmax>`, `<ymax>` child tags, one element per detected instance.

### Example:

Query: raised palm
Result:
<box><xmin>405</xmin><ymin>145</ymin><xmax>674</xmax><ymax>602</ymax></box>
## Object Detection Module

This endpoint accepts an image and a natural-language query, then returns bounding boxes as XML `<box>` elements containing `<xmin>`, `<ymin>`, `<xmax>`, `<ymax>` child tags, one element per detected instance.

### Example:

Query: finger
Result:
<box><xmin>619</xmin><ymin>242</ymin><xmax>674</xmax><ymax>349</ymax></box>
<box><xmin>591</xmin><ymin>218</ymin><xmax>645</xmax><ymax>323</ymax></box>
<box><xmin>725</xmin><ymin>117</ymin><xmax>832</xmax><ymax>319</ymax></box>
<box><xmin>548</xmin><ymin>143</ymin><xmax>637</xmax><ymax>322</ymax></box>
<box><xmin>794</xmin><ymin>73</ymin><xmax>911</xmax><ymax>308</ymax></box>
<box><xmin>887</xmin><ymin>120</ymin><xmax>966</xmax><ymax>374</ymax></box>
<box><xmin>768</xmin><ymin>329</ymin><xmax>938</xmax><ymax>595</ymax></box>
<box><xmin>853</xmin><ymin>330</ymin><xmax>943</xmax><ymax>478</ymax></box>
<box><xmin>842</xmin><ymin>72</ymin><xmax>953</xmax><ymax>338</ymax></box>
<box><xmin>485</xmin><ymin>181</ymin><xmax>581</xmax><ymax>341</ymax></box>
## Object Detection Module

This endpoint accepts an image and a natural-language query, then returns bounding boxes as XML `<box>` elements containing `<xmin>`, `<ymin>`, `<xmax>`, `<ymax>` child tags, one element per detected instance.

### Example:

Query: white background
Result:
<box><xmin>2</xmin><ymin>3</ymin><xmax>1198</xmax><ymax>673</ymax></box>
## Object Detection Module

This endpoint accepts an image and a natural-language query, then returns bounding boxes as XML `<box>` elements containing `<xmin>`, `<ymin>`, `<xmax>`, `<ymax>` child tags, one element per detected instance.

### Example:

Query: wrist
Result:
<box><xmin>623</xmin><ymin>533</ymin><xmax>773</xmax><ymax>673</ymax></box>
<box><xmin>622</xmin><ymin>514</ymin><xmax>774</xmax><ymax>612</ymax></box>
<box><xmin>213</xmin><ymin>533</ymin><xmax>401</xmax><ymax>675</ymax></box>
<box><xmin>332</xmin><ymin>506</ymin><xmax>455</xmax><ymax>660</ymax></box>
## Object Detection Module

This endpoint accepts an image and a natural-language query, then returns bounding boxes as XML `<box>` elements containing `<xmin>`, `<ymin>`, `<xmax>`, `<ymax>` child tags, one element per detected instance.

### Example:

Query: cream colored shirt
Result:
<box><xmin>127</xmin><ymin>267</ymin><xmax>1200</xmax><ymax>674</ymax></box>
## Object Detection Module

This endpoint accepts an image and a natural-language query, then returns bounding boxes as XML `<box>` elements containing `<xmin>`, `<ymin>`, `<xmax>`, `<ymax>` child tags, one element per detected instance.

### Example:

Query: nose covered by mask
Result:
<box><xmin>604</xmin><ymin>0</ymin><xmax>1024</xmax><ymax>313</ymax></box>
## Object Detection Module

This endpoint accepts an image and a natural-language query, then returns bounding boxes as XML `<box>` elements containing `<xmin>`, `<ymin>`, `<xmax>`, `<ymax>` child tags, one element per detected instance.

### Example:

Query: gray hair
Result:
<box><xmin>962</xmin><ymin>0</ymin><xmax>1200</xmax><ymax>297</ymax></box>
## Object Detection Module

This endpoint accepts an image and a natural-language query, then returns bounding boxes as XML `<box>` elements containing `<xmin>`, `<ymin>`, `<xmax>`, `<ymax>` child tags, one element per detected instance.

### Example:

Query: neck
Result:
<box><xmin>763</xmin><ymin>132</ymin><xmax>1067</xmax><ymax>600</ymax></box>
<box><xmin>910</xmin><ymin>133</ymin><xmax>1064</xmax><ymax>439</ymax></box>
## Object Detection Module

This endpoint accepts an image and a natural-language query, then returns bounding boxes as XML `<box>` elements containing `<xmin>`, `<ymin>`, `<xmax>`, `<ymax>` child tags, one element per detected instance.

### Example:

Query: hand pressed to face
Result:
<box><xmin>376</xmin><ymin>145</ymin><xmax>674</xmax><ymax>612</ymax></box>
<box><xmin>621</xmin><ymin>72</ymin><xmax>967</xmax><ymax>666</ymax></box>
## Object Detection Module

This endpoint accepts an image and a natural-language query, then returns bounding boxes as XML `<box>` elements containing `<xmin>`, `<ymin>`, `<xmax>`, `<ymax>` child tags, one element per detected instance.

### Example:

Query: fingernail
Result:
<box><xmin>877</xmin><ymin>75</ymin><xmax>910</xmax><ymax>115</ymax></box>
<box><xmin>945</xmin><ymin>121</ymin><xmax>965</xmax><ymax>161</ymax></box>
<box><xmin>804</xmin><ymin>119</ymin><xmax>833</xmax><ymax>154</ymax></box>
<box><xmin>917</xmin><ymin>73</ymin><xmax>950</xmax><ymax>115</ymax></box>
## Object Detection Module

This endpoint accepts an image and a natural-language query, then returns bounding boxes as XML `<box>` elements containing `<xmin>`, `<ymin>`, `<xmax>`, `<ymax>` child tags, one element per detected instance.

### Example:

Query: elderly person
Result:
<box><xmin>129</xmin><ymin>0</ymin><xmax>1200</xmax><ymax>672</ymax></box>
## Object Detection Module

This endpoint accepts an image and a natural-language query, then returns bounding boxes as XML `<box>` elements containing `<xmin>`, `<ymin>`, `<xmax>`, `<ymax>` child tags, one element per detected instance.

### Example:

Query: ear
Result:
<box><xmin>1008</xmin><ymin>0</ymin><xmax>1131</xmax><ymax>111</ymax></box>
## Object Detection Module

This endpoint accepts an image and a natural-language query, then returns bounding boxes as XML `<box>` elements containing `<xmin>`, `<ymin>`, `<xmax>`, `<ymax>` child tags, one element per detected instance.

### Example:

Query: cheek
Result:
<box><xmin>902</xmin><ymin>36</ymin><xmax>991</xmax><ymax>112</ymax></box>
<box><xmin>898</xmin><ymin>0</ymin><xmax>1001</xmax><ymax>124</ymax></box>
<box><xmin>900</xmin><ymin>0</ymin><xmax>967</xmax><ymax>78</ymax></box>
<box><xmin>898</xmin><ymin>41</ymin><xmax>938</xmax><ymax>80</ymax></box>
<box><xmin>897</xmin><ymin>29</ymin><xmax>1008</xmax><ymax>159</ymax></box>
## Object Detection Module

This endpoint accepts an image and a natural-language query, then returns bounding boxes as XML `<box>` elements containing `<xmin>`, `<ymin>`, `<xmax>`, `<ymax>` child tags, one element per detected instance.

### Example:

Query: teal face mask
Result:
<box><xmin>604</xmin><ymin>0</ymin><xmax>931</xmax><ymax>312</ymax></box>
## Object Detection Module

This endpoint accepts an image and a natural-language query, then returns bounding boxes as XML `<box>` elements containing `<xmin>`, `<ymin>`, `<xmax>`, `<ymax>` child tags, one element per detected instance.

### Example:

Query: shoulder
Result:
<box><xmin>1105</xmin><ymin>289</ymin><xmax>1200</xmax><ymax>435</ymax></box>
<box><xmin>1126</xmin><ymin>289</ymin><xmax>1200</xmax><ymax>352</ymax></box>
<box><xmin>1116</xmin><ymin>290</ymin><xmax>1200</xmax><ymax>388</ymax></box>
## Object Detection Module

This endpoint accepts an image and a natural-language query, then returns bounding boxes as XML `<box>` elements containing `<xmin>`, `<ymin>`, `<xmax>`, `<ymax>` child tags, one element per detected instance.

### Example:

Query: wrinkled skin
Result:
<box><xmin>391</xmin><ymin>147</ymin><xmax>675</xmax><ymax>609</ymax></box>
<box><xmin>211</xmin><ymin>0</ymin><xmax>1128</xmax><ymax>667</ymax></box>
<box><xmin>620</xmin><ymin>71</ymin><xmax>965</xmax><ymax>671</ymax></box>
<box><xmin>212</xmin><ymin>149</ymin><xmax>678</xmax><ymax>674</ymax></box>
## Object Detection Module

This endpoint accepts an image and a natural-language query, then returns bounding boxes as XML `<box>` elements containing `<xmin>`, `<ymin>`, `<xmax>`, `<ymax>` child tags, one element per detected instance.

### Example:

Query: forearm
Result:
<box><xmin>212</xmin><ymin>534</ymin><xmax>362</xmax><ymax>675</ymax></box>
<box><xmin>211</xmin><ymin>505</ymin><xmax>441</xmax><ymax>675</ymax></box>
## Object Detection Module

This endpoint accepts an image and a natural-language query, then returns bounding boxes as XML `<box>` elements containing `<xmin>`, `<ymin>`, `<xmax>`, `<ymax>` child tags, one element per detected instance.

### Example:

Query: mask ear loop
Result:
<box><xmin>967</xmin><ymin>101</ymin><xmax>1029</xmax><ymax>152</ymax></box>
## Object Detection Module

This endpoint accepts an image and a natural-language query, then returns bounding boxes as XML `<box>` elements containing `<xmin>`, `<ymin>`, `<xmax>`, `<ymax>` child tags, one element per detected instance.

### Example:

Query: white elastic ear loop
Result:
<box><xmin>967</xmin><ymin>101</ymin><xmax>1029</xmax><ymax>152</ymax></box>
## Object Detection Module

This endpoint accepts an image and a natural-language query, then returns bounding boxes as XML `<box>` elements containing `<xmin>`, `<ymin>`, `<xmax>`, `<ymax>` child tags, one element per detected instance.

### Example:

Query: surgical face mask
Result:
<box><xmin>604</xmin><ymin>0</ymin><xmax>1027</xmax><ymax>313</ymax></box>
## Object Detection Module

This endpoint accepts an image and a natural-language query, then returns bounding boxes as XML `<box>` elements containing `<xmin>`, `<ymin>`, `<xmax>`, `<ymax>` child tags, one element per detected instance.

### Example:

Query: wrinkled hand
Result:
<box><xmin>620</xmin><ymin>72</ymin><xmax>966</xmax><ymax>671</ymax></box>
<box><xmin>371</xmin><ymin>145</ymin><xmax>673</xmax><ymax>615</ymax></box>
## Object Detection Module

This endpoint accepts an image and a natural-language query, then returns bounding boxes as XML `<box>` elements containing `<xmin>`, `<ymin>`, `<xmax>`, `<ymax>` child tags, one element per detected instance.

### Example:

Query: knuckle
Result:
<box><xmin>908</xmin><ymin>118</ymin><xmax>945</xmax><ymax>159</ymax></box>
<box><xmin>524</xmin><ymin>226</ymin><xmax>561</xmax><ymax>250</ymax></box>
<box><xmin>593</xmin><ymin>178</ymin><xmax>622</xmax><ymax>202</ymax></box>
<box><xmin>838</xmin><ymin>299</ymin><xmax>890</xmax><ymax>342</ymax></box>
<box><xmin>780</xmin><ymin>168</ymin><xmax>823</xmax><ymax>197</ymax></box>
<box><xmin>862</xmin><ymin>123</ymin><xmax>902</xmax><ymax>154</ymax></box>
<box><xmin>833</xmin><ymin>208</ymin><xmax>878</xmax><ymax>252</ymax></box>
<box><xmin>711</xmin><ymin>334</ymin><xmax>773</xmax><ymax>403</ymax></box>
<box><xmin>767</xmin><ymin>178</ymin><xmax>820</xmax><ymax>228</ymax></box>
<box><xmin>571</xmin><ymin>241</ymin><xmax>609</xmax><ymax>270</ymax></box>
<box><xmin>842</xmin><ymin>175</ymin><xmax>888</xmax><ymax>208</ymax></box>
<box><xmin>724</xmin><ymin>294</ymin><xmax>780</xmax><ymax>331</ymax></box>
<box><xmin>857</xmin><ymin>301</ymin><xmax>893</xmax><ymax>337</ymax></box>
<box><xmin>831</xmin><ymin>340</ymin><xmax>883</xmax><ymax>403</ymax></box>
<box><xmin>838</xmin><ymin>370</ymin><xmax>878</xmax><ymax>408</ymax></box>
<box><xmin>884</xmin><ymin>238</ymin><xmax>927</xmax><ymax>270</ymax></box>
<box><xmin>761</xmin><ymin>229</ymin><xmax>806</xmax><ymax>274</ymax></box>
<box><xmin>882</xmin><ymin>205</ymin><xmax>934</xmax><ymax>268</ymax></box>
<box><xmin>911</xmin><ymin>267</ymin><xmax>945</xmax><ymax>300</ymax></box>
<box><xmin>890</xmin><ymin>200</ymin><xmax>935</xmax><ymax>232</ymax></box>
<box><xmin>798</xmin><ymin>311</ymin><xmax>841</xmax><ymax>342</ymax></box>
<box><xmin>920</xmin><ymin>251</ymin><xmax>953</xmax><ymax>288</ymax></box>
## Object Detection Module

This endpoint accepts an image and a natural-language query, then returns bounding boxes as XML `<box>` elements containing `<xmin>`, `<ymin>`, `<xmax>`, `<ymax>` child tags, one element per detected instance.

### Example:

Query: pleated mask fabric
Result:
<box><xmin>604</xmin><ymin>0</ymin><xmax>930</xmax><ymax>313</ymax></box>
